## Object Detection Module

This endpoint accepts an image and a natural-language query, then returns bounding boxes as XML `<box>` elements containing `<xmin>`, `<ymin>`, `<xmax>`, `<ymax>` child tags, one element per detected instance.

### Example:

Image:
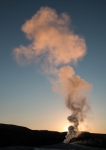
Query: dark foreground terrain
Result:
<box><xmin>70</xmin><ymin>131</ymin><xmax>106</xmax><ymax>149</ymax></box>
<box><xmin>0</xmin><ymin>124</ymin><xmax>106</xmax><ymax>150</ymax></box>
<box><xmin>0</xmin><ymin>124</ymin><xmax>66</xmax><ymax>148</ymax></box>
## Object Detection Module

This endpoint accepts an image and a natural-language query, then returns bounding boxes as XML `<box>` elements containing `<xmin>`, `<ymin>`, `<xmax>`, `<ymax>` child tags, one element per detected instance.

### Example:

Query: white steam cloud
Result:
<box><xmin>13</xmin><ymin>7</ymin><xmax>92</xmax><ymax>142</ymax></box>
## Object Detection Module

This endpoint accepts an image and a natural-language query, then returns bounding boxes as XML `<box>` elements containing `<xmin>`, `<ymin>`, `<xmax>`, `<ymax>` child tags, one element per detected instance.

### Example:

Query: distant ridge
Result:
<box><xmin>70</xmin><ymin>131</ymin><xmax>106</xmax><ymax>149</ymax></box>
<box><xmin>0</xmin><ymin>123</ymin><xmax>30</xmax><ymax>131</ymax></box>
<box><xmin>0</xmin><ymin>123</ymin><xmax>66</xmax><ymax>148</ymax></box>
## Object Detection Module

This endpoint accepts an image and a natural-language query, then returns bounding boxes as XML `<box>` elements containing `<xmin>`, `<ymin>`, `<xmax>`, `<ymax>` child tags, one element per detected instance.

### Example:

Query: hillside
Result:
<box><xmin>0</xmin><ymin>123</ymin><xmax>66</xmax><ymax>147</ymax></box>
<box><xmin>0</xmin><ymin>123</ymin><xmax>106</xmax><ymax>149</ymax></box>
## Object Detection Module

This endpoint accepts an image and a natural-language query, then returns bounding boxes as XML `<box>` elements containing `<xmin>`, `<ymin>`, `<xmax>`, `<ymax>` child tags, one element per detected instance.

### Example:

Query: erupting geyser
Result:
<box><xmin>64</xmin><ymin>93</ymin><xmax>90</xmax><ymax>143</ymax></box>
<box><xmin>64</xmin><ymin>126</ymin><xmax>78</xmax><ymax>143</ymax></box>
<box><xmin>13</xmin><ymin>7</ymin><xmax>92</xmax><ymax>143</ymax></box>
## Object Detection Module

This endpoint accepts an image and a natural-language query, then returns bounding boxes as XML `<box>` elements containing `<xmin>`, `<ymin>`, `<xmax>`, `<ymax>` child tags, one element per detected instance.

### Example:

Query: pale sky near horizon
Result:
<box><xmin>0</xmin><ymin>0</ymin><xmax>106</xmax><ymax>133</ymax></box>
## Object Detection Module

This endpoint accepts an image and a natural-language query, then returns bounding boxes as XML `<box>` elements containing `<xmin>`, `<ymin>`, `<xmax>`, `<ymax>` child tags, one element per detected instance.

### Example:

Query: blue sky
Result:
<box><xmin>0</xmin><ymin>0</ymin><xmax>106</xmax><ymax>133</ymax></box>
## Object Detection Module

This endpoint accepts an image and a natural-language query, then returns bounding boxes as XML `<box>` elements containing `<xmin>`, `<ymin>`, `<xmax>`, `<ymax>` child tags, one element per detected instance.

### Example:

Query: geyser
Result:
<box><xmin>13</xmin><ymin>7</ymin><xmax>92</xmax><ymax>143</ymax></box>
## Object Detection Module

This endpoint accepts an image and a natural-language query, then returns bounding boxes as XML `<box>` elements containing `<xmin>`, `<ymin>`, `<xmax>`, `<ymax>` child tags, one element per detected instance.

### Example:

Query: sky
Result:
<box><xmin>0</xmin><ymin>0</ymin><xmax>106</xmax><ymax>133</ymax></box>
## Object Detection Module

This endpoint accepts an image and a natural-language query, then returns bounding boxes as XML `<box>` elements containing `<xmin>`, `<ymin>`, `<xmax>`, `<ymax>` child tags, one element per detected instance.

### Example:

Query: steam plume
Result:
<box><xmin>13</xmin><ymin>7</ymin><xmax>92</xmax><ymax>142</ymax></box>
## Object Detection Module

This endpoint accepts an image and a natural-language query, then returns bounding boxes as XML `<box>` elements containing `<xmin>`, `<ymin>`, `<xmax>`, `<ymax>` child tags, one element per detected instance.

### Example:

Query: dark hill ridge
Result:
<box><xmin>70</xmin><ymin>131</ymin><xmax>106</xmax><ymax>149</ymax></box>
<box><xmin>0</xmin><ymin>123</ymin><xmax>66</xmax><ymax>147</ymax></box>
<box><xmin>0</xmin><ymin>123</ymin><xmax>106</xmax><ymax>149</ymax></box>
